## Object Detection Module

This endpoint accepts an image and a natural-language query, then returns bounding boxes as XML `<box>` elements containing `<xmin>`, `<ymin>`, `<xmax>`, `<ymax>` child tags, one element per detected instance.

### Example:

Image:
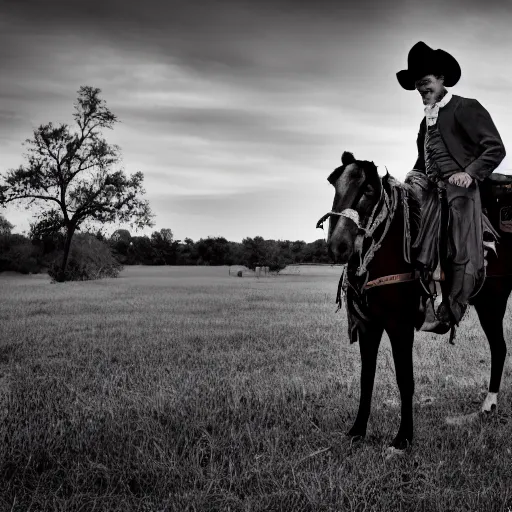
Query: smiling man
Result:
<box><xmin>399</xmin><ymin>41</ymin><xmax>506</xmax><ymax>334</ymax></box>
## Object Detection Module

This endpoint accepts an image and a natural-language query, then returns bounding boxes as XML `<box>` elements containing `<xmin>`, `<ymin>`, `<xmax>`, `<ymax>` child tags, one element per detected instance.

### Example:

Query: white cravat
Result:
<box><xmin>424</xmin><ymin>91</ymin><xmax>452</xmax><ymax>127</ymax></box>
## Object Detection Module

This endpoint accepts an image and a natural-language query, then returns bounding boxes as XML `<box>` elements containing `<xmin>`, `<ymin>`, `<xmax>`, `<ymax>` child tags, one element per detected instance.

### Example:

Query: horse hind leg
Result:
<box><xmin>472</xmin><ymin>278</ymin><xmax>511</xmax><ymax>413</ymax></box>
<box><xmin>347</xmin><ymin>324</ymin><xmax>384</xmax><ymax>440</ymax></box>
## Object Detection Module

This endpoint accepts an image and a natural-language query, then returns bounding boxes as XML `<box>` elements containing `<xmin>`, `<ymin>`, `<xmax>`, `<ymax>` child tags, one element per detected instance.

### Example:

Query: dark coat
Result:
<box><xmin>413</xmin><ymin>94</ymin><xmax>506</xmax><ymax>181</ymax></box>
<box><xmin>408</xmin><ymin>94</ymin><xmax>505</xmax><ymax>323</ymax></box>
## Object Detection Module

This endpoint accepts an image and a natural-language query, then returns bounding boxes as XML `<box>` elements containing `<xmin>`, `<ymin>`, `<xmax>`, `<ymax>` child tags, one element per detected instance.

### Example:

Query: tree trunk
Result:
<box><xmin>56</xmin><ymin>227</ymin><xmax>75</xmax><ymax>282</ymax></box>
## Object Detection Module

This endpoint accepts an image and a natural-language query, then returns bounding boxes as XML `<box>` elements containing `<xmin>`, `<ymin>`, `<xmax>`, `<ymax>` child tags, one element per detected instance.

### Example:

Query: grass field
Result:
<box><xmin>1</xmin><ymin>265</ymin><xmax>512</xmax><ymax>511</ymax></box>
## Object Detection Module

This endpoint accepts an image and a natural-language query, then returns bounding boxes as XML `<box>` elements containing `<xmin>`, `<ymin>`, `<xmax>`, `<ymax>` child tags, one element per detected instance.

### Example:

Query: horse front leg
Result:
<box><xmin>387</xmin><ymin>322</ymin><xmax>415</xmax><ymax>450</ymax></box>
<box><xmin>347</xmin><ymin>324</ymin><xmax>384</xmax><ymax>440</ymax></box>
<box><xmin>472</xmin><ymin>278</ymin><xmax>511</xmax><ymax>413</ymax></box>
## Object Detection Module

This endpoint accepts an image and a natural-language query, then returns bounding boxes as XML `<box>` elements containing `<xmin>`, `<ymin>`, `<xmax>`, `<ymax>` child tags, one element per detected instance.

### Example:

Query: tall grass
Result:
<box><xmin>0</xmin><ymin>266</ymin><xmax>511</xmax><ymax>511</ymax></box>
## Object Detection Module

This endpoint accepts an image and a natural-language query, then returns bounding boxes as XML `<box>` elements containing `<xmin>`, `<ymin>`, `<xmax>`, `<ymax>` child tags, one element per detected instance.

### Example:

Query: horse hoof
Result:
<box><xmin>390</xmin><ymin>437</ymin><xmax>411</xmax><ymax>452</ymax></box>
<box><xmin>482</xmin><ymin>393</ymin><xmax>498</xmax><ymax>414</ymax></box>
<box><xmin>482</xmin><ymin>404</ymin><xmax>497</xmax><ymax>414</ymax></box>
<box><xmin>385</xmin><ymin>446</ymin><xmax>406</xmax><ymax>459</ymax></box>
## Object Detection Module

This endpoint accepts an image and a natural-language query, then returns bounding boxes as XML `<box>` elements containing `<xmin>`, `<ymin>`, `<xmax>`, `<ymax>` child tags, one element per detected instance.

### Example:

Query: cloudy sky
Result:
<box><xmin>1</xmin><ymin>0</ymin><xmax>511</xmax><ymax>242</ymax></box>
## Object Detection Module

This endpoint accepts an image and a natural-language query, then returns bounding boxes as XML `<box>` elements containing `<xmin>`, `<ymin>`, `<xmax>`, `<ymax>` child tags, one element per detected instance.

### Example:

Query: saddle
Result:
<box><xmin>480</xmin><ymin>173</ymin><xmax>512</xmax><ymax>234</ymax></box>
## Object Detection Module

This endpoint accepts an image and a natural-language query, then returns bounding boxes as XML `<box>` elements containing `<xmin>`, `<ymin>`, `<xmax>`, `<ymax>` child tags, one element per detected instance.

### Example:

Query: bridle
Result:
<box><xmin>316</xmin><ymin>178</ymin><xmax>392</xmax><ymax>277</ymax></box>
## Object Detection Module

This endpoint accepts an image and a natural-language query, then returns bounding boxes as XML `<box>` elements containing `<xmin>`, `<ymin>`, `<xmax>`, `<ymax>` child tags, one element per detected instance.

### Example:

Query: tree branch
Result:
<box><xmin>3</xmin><ymin>194</ymin><xmax>63</xmax><ymax>206</ymax></box>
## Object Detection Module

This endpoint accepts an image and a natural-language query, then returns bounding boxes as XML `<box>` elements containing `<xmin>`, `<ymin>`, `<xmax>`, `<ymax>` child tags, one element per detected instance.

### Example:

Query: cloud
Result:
<box><xmin>1</xmin><ymin>0</ymin><xmax>512</xmax><ymax>242</ymax></box>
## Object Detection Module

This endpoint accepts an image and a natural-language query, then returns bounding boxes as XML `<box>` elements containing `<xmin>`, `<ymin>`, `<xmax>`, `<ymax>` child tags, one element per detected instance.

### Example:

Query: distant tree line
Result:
<box><xmin>109</xmin><ymin>230</ymin><xmax>330</xmax><ymax>269</ymax></box>
<box><xmin>0</xmin><ymin>215</ymin><xmax>329</xmax><ymax>275</ymax></box>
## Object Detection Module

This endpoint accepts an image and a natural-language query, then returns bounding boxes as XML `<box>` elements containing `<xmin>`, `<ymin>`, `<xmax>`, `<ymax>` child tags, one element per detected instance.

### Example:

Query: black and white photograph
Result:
<box><xmin>1</xmin><ymin>0</ymin><xmax>512</xmax><ymax>510</ymax></box>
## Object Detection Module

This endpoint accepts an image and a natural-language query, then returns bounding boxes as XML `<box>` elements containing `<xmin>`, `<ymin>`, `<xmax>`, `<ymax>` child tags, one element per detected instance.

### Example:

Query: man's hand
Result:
<box><xmin>448</xmin><ymin>172</ymin><xmax>473</xmax><ymax>188</ymax></box>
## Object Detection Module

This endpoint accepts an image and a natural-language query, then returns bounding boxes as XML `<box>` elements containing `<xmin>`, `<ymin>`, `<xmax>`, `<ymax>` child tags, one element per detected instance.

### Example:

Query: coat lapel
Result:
<box><xmin>437</xmin><ymin>94</ymin><xmax>464</xmax><ymax>169</ymax></box>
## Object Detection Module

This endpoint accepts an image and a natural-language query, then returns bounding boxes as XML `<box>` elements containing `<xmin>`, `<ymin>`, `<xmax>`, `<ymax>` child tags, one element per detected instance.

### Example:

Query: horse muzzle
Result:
<box><xmin>325</xmin><ymin>210</ymin><xmax>364</xmax><ymax>264</ymax></box>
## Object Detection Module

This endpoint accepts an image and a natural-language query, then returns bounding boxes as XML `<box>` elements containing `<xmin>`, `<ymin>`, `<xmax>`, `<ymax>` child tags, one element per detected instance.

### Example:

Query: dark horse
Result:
<box><xmin>318</xmin><ymin>151</ymin><xmax>512</xmax><ymax>452</ymax></box>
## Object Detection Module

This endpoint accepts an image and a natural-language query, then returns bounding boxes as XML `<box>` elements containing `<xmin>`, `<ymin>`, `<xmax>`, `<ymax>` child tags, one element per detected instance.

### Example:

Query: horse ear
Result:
<box><xmin>341</xmin><ymin>151</ymin><xmax>355</xmax><ymax>166</ymax></box>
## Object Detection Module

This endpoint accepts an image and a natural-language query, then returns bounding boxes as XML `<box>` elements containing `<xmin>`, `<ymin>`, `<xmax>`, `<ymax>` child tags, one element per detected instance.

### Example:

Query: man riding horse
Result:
<box><xmin>398</xmin><ymin>41</ymin><xmax>506</xmax><ymax>334</ymax></box>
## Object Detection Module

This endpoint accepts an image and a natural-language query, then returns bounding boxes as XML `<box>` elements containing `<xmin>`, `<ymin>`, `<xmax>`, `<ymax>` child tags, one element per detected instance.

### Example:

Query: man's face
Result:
<box><xmin>415</xmin><ymin>75</ymin><xmax>445</xmax><ymax>105</ymax></box>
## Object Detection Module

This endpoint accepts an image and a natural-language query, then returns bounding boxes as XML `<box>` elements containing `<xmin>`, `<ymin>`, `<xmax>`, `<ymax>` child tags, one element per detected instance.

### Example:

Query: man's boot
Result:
<box><xmin>436</xmin><ymin>263</ymin><xmax>474</xmax><ymax>326</ymax></box>
<box><xmin>420</xmin><ymin>272</ymin><xmax>451</xmax><ymax>334</ymax></box>
<box><xmin>420</xmin><ymin>294</ymin><xmax>451</xmax><ymax>334</ymax></box>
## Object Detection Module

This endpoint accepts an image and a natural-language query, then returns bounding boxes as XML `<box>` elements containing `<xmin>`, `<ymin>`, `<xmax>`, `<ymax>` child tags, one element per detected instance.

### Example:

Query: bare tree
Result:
<box><xmin>0</xmin><ymin>86</ymin><xmax>154</xmax><ymax>281</ymax></box>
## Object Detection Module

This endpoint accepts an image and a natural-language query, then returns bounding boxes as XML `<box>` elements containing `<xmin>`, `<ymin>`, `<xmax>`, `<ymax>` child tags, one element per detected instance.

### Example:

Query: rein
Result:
<box><xmin>317</xmin><ymin>180</ymin><xmax>396</xmax><ymax>283</ymax></box>
<box><xmin>355</xmin><ymin>184</ymin><xmax>393</xmax><ymax>279</ymax></box>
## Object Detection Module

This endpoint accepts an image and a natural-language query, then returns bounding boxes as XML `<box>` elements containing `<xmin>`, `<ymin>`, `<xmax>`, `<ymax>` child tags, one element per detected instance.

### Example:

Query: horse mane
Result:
<box><xmin>382</xmin><ymin>173</ymin><xmax>421</xmax><ymax>237</ymax></box>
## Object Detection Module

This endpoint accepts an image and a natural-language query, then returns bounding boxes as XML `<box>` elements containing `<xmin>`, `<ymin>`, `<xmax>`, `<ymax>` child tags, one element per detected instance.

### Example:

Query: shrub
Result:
<box><xmin>0</xmin><ymin>234</ymin><xmax>44</xmax><ymax>274</ymax></box>
<box><xmin>47</xmin><ymin>233</ymin><xmax>123</xmax><ymax>282</ymax></box>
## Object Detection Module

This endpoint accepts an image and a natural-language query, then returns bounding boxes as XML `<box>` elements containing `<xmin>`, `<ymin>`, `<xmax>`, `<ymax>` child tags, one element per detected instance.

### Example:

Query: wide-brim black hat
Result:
<box><xmin>396</xmin><ymin>41</ymin><xmax>461</xmax><ymax>90</ymax></box>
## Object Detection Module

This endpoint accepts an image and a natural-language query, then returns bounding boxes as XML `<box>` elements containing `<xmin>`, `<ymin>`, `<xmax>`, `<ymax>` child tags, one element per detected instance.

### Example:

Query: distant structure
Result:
<box><xmin>229</xmin><ymin>265</ymin><xmax>252</xmax><ymax>277</ymax></box>
<box><xmin>229</xmin><ymin>265</ymin><xmax>271</xmax><ymax>278</ymax></box>
<box><xmin>229</xmin><ymin>264</ymin><xmax>341</xmax><ymax>277</ymax></box>
<box><xmin>278</xmin><ymin>263</ymin><xmax>343</xmax><ymax>276</ymax></box>
<box><xmin>255</xmin><ymin>266</ymin><xmax>270</xmax><ymax>277</ymax></box>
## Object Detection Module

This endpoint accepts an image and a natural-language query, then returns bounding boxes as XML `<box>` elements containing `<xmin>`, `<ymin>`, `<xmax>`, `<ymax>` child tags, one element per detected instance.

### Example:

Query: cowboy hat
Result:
<box><xmin>396</xmin><ymin>41</ymin><xmax>461</xmax><ymax>90</ymax></box>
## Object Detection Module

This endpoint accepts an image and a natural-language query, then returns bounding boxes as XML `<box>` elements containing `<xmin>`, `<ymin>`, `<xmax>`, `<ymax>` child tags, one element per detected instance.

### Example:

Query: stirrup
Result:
<box><xmin>419</xmin><ymin>274</ymin><xmax>438</xmax><ymax>318</ymax></box>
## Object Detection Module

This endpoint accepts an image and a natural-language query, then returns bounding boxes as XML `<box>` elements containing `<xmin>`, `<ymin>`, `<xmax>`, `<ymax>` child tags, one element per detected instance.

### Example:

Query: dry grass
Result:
<box><xmin>1</xmin><ymin>266</ymin><xmax>512</xmax><ymax>511</ymax></box>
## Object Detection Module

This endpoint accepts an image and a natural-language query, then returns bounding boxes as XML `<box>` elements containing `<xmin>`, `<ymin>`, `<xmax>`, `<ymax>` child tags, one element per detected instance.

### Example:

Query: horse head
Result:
<box><xmin>322</xmin><ymin>151</ymin><xmax>383</xmax><ymax>264</ymax></box>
